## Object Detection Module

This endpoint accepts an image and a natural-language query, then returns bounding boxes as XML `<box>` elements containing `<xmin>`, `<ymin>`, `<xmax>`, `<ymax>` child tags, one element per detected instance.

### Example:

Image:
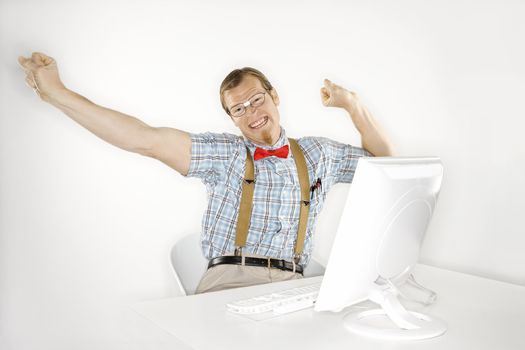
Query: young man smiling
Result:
<box><xmin>222</xmin><ymin>71</ymin><xmax>281</xmax><ymax>146</ymax></box>
<box><xmin>18</xmin><ymin>52</ymin><xmax>393</xmax><ymax>293</ymax></box>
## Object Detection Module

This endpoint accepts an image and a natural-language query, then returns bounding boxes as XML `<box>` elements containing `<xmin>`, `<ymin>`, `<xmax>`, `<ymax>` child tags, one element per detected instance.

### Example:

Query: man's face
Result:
<box><xmin>223</xmin><ymin>75</ymin><xmax>281</xmax><ymax>146</ymax></box>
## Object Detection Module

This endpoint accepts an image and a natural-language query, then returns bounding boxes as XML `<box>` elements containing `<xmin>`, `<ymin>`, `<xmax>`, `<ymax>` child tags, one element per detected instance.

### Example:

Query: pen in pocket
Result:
<box><xmin>310</xmin><ymin>178</ymin><xmax>322</xmax><ymax>200</ymax></box>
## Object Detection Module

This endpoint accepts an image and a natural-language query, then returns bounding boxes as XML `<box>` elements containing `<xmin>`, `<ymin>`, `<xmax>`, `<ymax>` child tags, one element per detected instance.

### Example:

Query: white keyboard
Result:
<box><xmin>226</xmin><ymin>282</ymin><xmax>321</xmax><ymax>315</ymax></box>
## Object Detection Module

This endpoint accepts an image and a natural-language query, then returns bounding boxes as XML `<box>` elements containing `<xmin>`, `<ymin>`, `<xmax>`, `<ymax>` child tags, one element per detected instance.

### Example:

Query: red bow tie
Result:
<box><xmin>254</xmin><ymin>145</ymin><xmax>289</xmax><ymax>161</ymax></box>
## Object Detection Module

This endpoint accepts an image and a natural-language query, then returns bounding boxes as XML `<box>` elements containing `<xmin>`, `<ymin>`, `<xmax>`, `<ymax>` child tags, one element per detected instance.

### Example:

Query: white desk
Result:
<box><xmin>131</xmin><ymin>264</ymin><xmax>525</xmax><ymax>350</ymax></box>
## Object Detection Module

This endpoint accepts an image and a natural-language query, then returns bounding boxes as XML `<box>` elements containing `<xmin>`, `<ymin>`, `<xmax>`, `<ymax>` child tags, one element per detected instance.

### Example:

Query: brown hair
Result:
<box><xmin>220</xmin><ymin>67</ymin><xmax>274</xmax><ymax>115</ymax></box>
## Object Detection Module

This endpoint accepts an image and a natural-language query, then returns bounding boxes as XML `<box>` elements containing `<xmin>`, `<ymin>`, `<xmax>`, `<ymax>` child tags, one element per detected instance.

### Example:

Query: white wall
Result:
<box><xmin>1</xmin><ymin>0</ymin><xmax>524</xmax><ymax>348</ymax></box>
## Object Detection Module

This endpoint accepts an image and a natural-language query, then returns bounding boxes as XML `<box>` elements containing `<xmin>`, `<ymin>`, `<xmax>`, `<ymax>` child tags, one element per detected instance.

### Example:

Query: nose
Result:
<box><xmin>244</xmin><ymin>103</ymin><xmax>259</xmax><ymax>116</ymax></box>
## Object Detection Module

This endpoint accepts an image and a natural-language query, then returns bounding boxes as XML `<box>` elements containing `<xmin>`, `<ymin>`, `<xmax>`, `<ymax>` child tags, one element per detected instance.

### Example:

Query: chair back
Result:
<box><xmin>169</xmin><ymin>233</ymin><xmax>208</xmax><ymax>295</ymax></box>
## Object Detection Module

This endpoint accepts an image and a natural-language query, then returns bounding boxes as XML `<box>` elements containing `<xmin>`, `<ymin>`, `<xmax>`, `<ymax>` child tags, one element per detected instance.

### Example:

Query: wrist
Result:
<box><xmin>345</xmin><ymin>101</ymin><xmax>371</xmax><ymax>133</ymax></box>
<box><xmin>342</xmin><ymin>92</ymin><xmax>360</xmax><ymax>113</ymax></box>
<box><xmin>343</xmin><ymin>102</ymin><xmax>355</xmax><ymax>114</ymax></box>
<box><xmin>47</xmin><ymin>87</ymin><xmax>73</xmax><ymax>107</ymax></box>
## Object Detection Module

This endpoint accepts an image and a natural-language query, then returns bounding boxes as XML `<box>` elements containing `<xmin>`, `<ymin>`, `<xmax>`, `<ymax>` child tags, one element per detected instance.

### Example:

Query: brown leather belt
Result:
<box><xmin>207</xmin><ymin>256</ymin><xmax>304</xmax><ymax>275</ymax></box>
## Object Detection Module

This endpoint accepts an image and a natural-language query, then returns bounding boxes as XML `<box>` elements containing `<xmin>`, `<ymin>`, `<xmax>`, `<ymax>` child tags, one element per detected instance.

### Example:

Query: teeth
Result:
<box><xmin>250</xmin><ymin>116</ymin><xmax>267</xmax><ymax>129</ymax></box>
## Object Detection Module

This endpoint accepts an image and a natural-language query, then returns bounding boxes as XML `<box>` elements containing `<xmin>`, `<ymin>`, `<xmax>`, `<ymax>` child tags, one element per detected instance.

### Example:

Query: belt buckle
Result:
<box><xmin>234</xmin><ymin>247</ymin><xmax>243</xmax><ymax>256</ymax></box>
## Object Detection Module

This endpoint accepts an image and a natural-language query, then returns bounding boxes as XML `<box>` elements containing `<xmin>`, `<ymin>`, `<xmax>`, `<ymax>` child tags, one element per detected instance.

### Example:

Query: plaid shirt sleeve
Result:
<box><xmin>321</xmin><ymin>137</ymin><xmax>373</xmax><ymax>184</ymax></box>
<box><xmin>186</xmin><ymin>132</ymin><xmax>241</xmax><ymax>185</ymax></box>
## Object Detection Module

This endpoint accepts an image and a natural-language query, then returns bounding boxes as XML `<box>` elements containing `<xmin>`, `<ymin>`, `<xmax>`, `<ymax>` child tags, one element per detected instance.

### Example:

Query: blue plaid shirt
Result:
<box><xmin>186</xmin><ymin>128</ymin><xmax>371</xmax><ymax>266</ymax></box>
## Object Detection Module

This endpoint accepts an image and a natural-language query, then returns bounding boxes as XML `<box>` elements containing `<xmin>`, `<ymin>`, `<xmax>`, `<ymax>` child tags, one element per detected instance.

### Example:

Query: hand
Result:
<box><xmin>320</xmin><ymin>79</ymin><xmax>358</xmax><ymax>110</ymax></box>
<box><xmin>18</xmin><ymin>52</ymin><xmax>66</xmax><ymax>102</ymax></box>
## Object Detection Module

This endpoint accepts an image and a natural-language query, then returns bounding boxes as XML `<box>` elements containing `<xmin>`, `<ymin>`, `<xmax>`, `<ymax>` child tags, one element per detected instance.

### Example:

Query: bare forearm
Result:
<box><xmin>48</xmin><ymin>88</ymin><xmax>154</xmax><ymax>155</ymax></box>
<box><xmin>344</xmin><ymin>102</ymin><xmax>394</xmax><ymax>157</ymax></box>
<box><xmin>320</xmin><ymin>79</ymin><xmax>393</xmax><ymax>157</ymax></box>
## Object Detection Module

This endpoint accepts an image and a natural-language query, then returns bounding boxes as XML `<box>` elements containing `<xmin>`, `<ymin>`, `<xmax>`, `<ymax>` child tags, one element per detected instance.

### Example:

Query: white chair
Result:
<box><xmin>169</xmin><ymin>233</ymin><xmax>326</xmax><ymax>296</ymax></box>
<box><xmin>169</xmin><ymin>233</ymin><xmax>208</xmax><ymax>296</ymax></box>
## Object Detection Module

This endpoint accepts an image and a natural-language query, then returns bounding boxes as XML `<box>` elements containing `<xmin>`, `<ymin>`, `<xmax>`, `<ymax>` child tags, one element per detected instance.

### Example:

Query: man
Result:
<box><xmin>18</xmin><ymin>52</ymin><xmax>393</xmax><ymax>294</ymax></box>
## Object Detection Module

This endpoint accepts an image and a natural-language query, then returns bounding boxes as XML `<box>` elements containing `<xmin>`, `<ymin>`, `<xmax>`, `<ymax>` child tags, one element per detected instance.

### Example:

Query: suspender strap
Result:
<box><xmin>288</xmin><ymin>138</ymin><xmax>311</xmax><ymax>260</ymax></box>
<box><xmin>234</xmin><ymin>147</ymin><xmax>255</xmax><ymax>253</ymax></box>
<box><xmin>234</xmin><ymin>139</ymin><xmax>311</xmax><ymax>262</ymax></box>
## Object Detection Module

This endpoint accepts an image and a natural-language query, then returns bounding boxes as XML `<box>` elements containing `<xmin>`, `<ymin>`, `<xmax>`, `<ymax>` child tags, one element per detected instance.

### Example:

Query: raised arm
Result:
<box><xmin>18</xmin><ymin>52</ymin><xmax>191</xmax><ymax>175</ymax></box>
<box><xmin>320</xmin><ymin>79</ymin><xmax>394</xmax><ymax>157</ymax></box>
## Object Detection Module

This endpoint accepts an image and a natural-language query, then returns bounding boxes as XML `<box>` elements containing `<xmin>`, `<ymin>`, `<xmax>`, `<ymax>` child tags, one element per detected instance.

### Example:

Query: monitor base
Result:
<box><xmin>344</xmin><ymin>308</ymin><xmax>447</xmax><ymax>340</ymax></box>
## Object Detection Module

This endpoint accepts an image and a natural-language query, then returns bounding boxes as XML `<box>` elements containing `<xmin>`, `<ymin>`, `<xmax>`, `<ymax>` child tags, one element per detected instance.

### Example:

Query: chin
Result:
<box><xmin>240</xmin><ymin>118</ymin><xmax>280</xmax><ymax>145</ymax></box>
<box><xmin>249</xmin><ymin>128</ymin><xmax>278</xmax><ymax>145</ymax></box>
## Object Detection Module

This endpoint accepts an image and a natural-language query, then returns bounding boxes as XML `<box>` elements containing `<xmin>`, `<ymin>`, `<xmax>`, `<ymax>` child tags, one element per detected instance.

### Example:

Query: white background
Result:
<box><xmin>1</xmin><ymin>0</ymin><xmax>524</xmax><ymax>349</ymax></box>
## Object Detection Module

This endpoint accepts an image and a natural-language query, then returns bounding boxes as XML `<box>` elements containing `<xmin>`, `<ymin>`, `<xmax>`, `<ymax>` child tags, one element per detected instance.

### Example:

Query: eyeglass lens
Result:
<box><xmin>230</xmin><ymin>92</ymin><xmax>266</xmax><ymax>117</ymax></box>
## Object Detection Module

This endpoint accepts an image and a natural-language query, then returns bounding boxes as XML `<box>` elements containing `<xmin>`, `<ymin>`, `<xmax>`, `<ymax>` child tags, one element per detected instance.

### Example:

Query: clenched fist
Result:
<box><xmin>18</xmin><ymin>52</ymin><xmax>66</xmax><ymax>102</ymax></box>
<box><xmin>320</xmin><ymin>79</ymin><xmax>359</xmax><ymax>110</ymax></box>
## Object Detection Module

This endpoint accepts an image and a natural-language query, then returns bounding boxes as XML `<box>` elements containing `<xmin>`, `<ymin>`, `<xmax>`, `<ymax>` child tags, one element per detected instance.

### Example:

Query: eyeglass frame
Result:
<box><xmin>227</xmin><ymin>91</ymin><xmax>268</xmax><ymax>118</ymax></box>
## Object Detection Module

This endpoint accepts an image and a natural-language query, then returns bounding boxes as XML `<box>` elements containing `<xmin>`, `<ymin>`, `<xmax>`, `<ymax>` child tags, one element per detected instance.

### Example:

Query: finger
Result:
<box><xmin>32</xmin><ymin>52</ymin><xmax>46</xmax><ymax>66</ymax></box>
<box><xmin>25</xmin><ymin>70</ymin><xmax>40</xmax><ymax>89</ymax></box>
<box><xmin>25</xmin><ymin>75</ymin><xmax>35</xmax><ymax>88</ymax></box>
<box><xmin>18</xmin><ymin>56</ymin><xmax>29</xmax><ymax>69</ymax></box>
<box><xmin>30</xmin><ymin>71</ymin><xmax>39</xmax><ymax>86</ymax></box>
<box><xmin>323</xmin><ymin>79</ymin><xmax>333</xmax><ymax>88</ymax></box>
<box><xmin>18</xmin><ymin>56</ymin><xmax>39</xmax><ymax>71</ymax></box>
<box><xmin>320</xmin><ymin>87</ymin><xmax>330</xmax><ymax>98</ymax></box>
<box><xmin>328</xmin><ymin>79</ymin><xmax>345</xmax><ymax>91</ymax></box>
<box><xmin>25</xmin><ymin>75</ymin><xmax>41</xmax><ymax>97</ymax></box>
<box><xmin>32</xmin><ymin>52</ymin><xmax>54</xmax><ymax>66</ymax></box>
<box><xmin>320</xmin><ymin>87</ymin><xmax>331</xmax><ymax>106</ymax></box>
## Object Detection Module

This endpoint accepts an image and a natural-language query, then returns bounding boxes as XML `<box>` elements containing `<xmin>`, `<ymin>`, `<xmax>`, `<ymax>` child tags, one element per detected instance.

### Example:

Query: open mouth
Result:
<box><xmin>249</xmin><ymin>116</ymin><xmax>268</xmax><ymax>129</ymax></box>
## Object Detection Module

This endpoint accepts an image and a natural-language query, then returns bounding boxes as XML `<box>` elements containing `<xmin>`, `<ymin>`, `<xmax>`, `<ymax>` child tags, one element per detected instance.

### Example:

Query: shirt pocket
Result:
<box><xmin>310</xmin><ymin>189</ymin><xmax>326</xmax><ymax>215</ymax></box>
<box><xmin>277</xmin><ymin>181</ymin><xmax>301</xmax><ymax>224</ymax></box>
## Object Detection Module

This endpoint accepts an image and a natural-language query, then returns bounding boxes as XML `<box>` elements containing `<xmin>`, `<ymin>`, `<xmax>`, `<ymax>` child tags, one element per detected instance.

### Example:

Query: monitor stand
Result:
<box><xmin>343</xmin><ymin>284</ymin><xmax>447</xmax><ymax>340</ymax></box>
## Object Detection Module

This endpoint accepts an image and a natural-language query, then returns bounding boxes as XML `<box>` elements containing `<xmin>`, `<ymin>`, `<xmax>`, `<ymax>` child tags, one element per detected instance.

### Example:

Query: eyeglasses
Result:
<box><xmin>228</xmin><ymin>91</ymin><xmax>267</xmax><ymax>118</ymax></box>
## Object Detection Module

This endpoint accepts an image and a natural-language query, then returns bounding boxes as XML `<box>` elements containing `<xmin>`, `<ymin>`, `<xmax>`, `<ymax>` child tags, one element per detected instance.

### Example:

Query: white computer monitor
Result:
<box><xmin>314</xmin><ymin>157</ymin><xmax>446</xmax><ymax>340</ymax></box>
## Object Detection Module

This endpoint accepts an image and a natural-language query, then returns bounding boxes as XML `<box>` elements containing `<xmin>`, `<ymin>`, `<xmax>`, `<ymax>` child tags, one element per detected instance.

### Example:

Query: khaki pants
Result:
<box><xmin>195</xmin><ymin>254</ymin><xmax>303</xmax><ymax>294</ymax></box>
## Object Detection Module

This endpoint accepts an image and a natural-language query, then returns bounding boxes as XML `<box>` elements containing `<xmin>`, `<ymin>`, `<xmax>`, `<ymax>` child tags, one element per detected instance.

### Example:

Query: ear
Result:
<box><xmin>269</xmin><ymin>88</ymin><xmax>280</xmax><ymax>106</ymax></box>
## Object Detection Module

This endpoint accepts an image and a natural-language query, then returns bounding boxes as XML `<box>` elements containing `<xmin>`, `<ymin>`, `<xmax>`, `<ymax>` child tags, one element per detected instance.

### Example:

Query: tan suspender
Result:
<box><xmin>234</xmin><ymin>149</ymin><xmax>255</xmax><ymax>251</ymax></box>
<box><xmin>288</xmin><ymin>139</ymin><xmax>311</xmax><ymax>259</ymax></box>
<box><xmin>234</xmin><ymin>138</ymin><xmax>310</xmax><ymax>263</ymax></box>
